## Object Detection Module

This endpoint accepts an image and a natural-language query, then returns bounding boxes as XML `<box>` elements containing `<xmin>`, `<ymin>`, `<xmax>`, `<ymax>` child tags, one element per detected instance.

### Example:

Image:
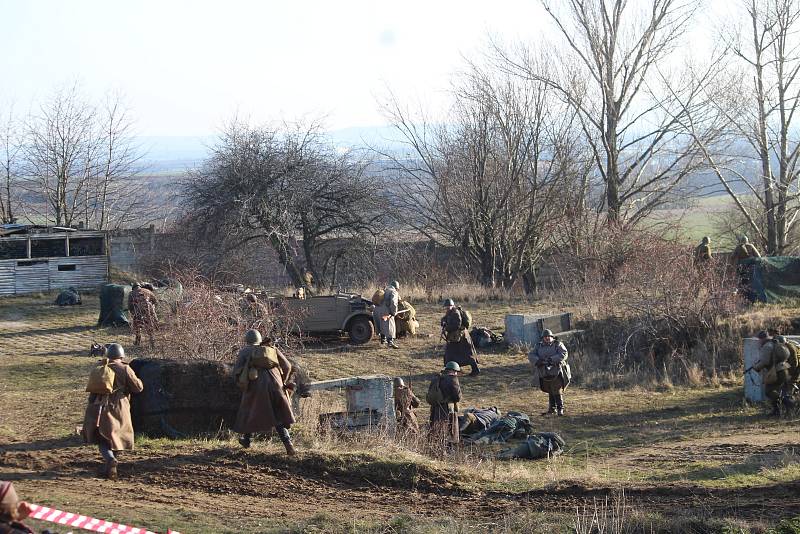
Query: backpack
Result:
<box><xmin>458</xmin><ymin>307</ymin><xmax>472</xmax><ymax>329</ymax></box>
<box><xmin>426</xmin><ymin>376</ymin><xmax>446</xmax><ymax>405</ymax></box>
<box><xmin>371</xmin><ymin>289</ymin><xmax>385</xmax><ymax>306</ymax></box>
<box><xmin>86</xmin><ymin>358</ymin><xmax>116</xmax><ymax>395</ymax></box>
<box><xmin>250</xmin><ymin>346</ymin><xmax>279</xmax><ymax>369</ymax></box>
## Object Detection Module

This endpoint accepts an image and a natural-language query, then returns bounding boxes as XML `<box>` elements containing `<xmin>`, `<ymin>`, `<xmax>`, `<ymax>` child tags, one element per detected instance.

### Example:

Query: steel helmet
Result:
<box><xmin>774</xmin><ymin>335</ymin><xmax>786</xmax><ymax>344</ymax></box>
<box><xmin>131</xmin><ymin>282</ymin><xmax>141</xmax><ymax>290</ymax></box>
<box><xmin>757</xmin><ymin>330</ymin><xmax>769</xmax><ymax>340</ymax></box>
<box><xmin>390</xmin><ymin>280</ymin><xmax>400</xmax><ymax>290</ymax></box>
<box><xmin>541</xmin><ymin>329</ymin><xmax>554</xmax><ymax>338</ymax></box>
<box><xmin>442</xmin><ymin>298</ymin><xmax>455</xmax><ymax>307</ymax></box>
<box><xmin>106</xmin><ymin>343</ymin><xmax>125</xmax><ymax>360</ymax></box>
<box><xmin>393</xmin><ymin>377</ymin><xmax>406</xmax><ymax>388</ymax></box>
<box><xmin>244</xmin><ymin>329</ymin><xmax>262</xmax><ymax>345</ymax></box>
<box><xmin>444</xmin><ymin>361</ymin><xmax>461</xmax><ymax>372</ymax></box>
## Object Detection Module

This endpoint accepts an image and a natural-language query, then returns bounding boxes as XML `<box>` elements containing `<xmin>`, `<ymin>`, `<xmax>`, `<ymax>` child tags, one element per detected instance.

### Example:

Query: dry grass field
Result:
<box><xmin>1</xmin><ymin>293</ymin><xmax>799</xmax><ymax>533</ymax></box>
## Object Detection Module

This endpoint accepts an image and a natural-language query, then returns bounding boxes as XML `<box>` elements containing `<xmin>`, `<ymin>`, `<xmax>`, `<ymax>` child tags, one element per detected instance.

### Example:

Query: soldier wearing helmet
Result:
<box><xmin>233</xmin><ymin>329</ymin><xmax>297</xmax><ymax>455</ymax></box>
<box><xmin>128</xmin><ymin>281</ymin><xmax>158</xmax><ymax>348</ymax></box>
<box><xmin>393</xmin><ymin>377</ymin><xmax>421</xmax><ymax>433</ymax></box>
<box><xmin>693</xmin><ymin>236</ymin><xmax>712</xmax><ymax>266</ymax></box>
<box><xmin>731</xmin><ymin>235</ymin><xmax>761</xmax><ymax>264</ymax></box>
<box><xmin>81</xmin><ymin>342</ymin><xmax>144</xmax><ymax>479</ymax></box>
<box><xmin>528</xmin><ymin>329</ymin><xmax>571</xmax><ymax>416</ymax></box>
<box><xmin>378</xmin><ymin>280</ymin><xmax>402</xmax><ymax>349</ymax></box>
<box><xmin>427</xmin><ymin>361</ymin><xmax>463</xmax><ymax>446</ymax></box>
<box><xmin>441</xmin><ymin>298</ymin><xmax>480</xmax><ymax>376</ymax></box>
<box><xmin>754</xmin><ymin>331</ymin><xmax>794</xmax><ymax>416</ymax></box>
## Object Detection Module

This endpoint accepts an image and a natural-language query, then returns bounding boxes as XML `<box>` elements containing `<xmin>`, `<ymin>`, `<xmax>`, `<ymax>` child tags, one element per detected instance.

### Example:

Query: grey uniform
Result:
<box><xmin>528</xmin><ymin>339</ymin><xmax>569</xmax><ymax>413</ymax></box>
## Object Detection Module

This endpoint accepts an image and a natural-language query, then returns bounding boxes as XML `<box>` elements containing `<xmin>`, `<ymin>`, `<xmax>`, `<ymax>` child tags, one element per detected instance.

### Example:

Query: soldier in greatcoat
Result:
<box><xmin>233</xmin><ymin>330</ymin><xmax>297</xmax><ymax>455</ymax></box>
<box><xmin>428</xmin><ymin>361</ymin><xmax>463</xmax><ymax>446</ymax></box>
<box><xmin>528</xmin><ymin>329</ymin><xmax>570</xmax><ymax>416</ymax></box>
<box><xmin>441</xmin><ymin>299</ymin><xmax>480</xmax><ymax>376</ymax></box>
<box><xmin>82</xmin><ymin>343</ymin><xmax>144</xmax><ymax>479</ymax></box>
<box><xmin>128</xmin><ymin>282</ymin><xmax>158</xmax><ymax>348</ymax></box>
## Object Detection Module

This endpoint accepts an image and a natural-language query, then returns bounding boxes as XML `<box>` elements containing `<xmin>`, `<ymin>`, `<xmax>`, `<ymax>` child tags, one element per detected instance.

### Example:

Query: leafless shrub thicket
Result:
<box><xmin>137</xmin><ymin>268</ymin><xmax>302</xmax><ymax>362</ymax></box>
<box><xmin>558</xmin><ymin>226</ymin><xmax>747</xmax><ymax>386</ymax></box>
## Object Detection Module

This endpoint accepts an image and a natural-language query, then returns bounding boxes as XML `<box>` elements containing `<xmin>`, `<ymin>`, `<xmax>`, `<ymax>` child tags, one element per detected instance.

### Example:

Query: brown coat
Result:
<box><xmin>232</xmin><ymin>345</ymin><xmax>296</xmax><ymax>433</ymax></box>
<box><xmin>429</xmin><ymin>372</ymin><xmax>462</xmax><ymax>444</ymax></box>
<box><xmin>394</xmin><ymin>385</ymin><xmax>420</xmax><ymax>432</ymax></box>
<box><xmin>82</xmin><ymin>359</ymin><xmax>144</xmax><ymax>451</ymax></box>
<box><xmin>442</xmin><ymin>307</ymin><xmax>478</xmax><ymax>367</ymax></box>
<box><xmin>128</xmin><ymin>287</ymin><xmax>157</xmax><ymax>327</ymax></box>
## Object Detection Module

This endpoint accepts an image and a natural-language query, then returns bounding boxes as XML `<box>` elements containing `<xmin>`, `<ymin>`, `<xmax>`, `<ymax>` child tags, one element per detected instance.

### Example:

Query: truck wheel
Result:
<box><xmin>348</xmin><ymin>316</ymin><xmax>374</xmax><ymax>344</ymax></box>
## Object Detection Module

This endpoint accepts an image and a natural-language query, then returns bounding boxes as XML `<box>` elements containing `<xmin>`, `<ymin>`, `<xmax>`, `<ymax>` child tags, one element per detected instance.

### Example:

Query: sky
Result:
<box><xmin>0</xmin><ymin>0</ymin><xmax>549</xmax><ymax>137</ymax></box>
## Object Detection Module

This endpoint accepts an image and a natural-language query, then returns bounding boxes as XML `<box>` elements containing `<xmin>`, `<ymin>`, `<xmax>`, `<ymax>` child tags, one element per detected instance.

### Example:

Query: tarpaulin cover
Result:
<box><xmin>742</xmin><ymin>256</ymin><xmax>800</xmax><ymax>303</ymax></box>
<box><xmin>97</xmin><ymin>283</ymin><xmax>130</xmax><ymax>326</ymax></box>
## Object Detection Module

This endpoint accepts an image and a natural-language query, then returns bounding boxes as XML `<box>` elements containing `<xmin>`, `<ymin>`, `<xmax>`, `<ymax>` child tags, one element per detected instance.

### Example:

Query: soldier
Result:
<box><xmin>379</xmin><ymin>281</ymin><xmax>401</xmax><ymax>349</ymax></box>
<box><xmin>441</xmin><ymin>299</ymin><xmax>480</xmax><ymax>376</ymax></box>
<box><xmin>128</xmin><ymin>282</ymin><xmax>158</xmax><ymax>348</ymax></box>
<box><xmin>82</xmin><ymin>343</ymin><xmax>144</xmax><ymax>480</ymax></box>
<box><xmin>731</xmin><ymin>235</ymin><xmax>761</xmax><ymax>263</ymax></box>
<box><xmin>393</xmin><ymin>377</ymin><xmax>420</xmax><ymax>433</ymax></box>
<box><xmin>427</xmin><ymin>361</ymin><xmax>463</xmax><ymax>446</ymax></box>
<box><xmin>694</xmin><ymin>236</ymin><xmax>712</xmax><ymax>266</ymax></box>
<box><xmin>0</xmin><ymin>481</ymin><xmax>34</xmax><ymax>534</ymax></box>
<box><xmin>528</xmin><ymin>329</ymin><xmax>570</xmax><ymax>416</ymax></box>
<box><xmin>754</xmin><ymin>332</ymin><xmax>794</xmax><ymax>415</ymax></box>
<box><xmin>233</xmin><ymin>330</ymin><xmax>297</xmax><ymax>455</ymax></box>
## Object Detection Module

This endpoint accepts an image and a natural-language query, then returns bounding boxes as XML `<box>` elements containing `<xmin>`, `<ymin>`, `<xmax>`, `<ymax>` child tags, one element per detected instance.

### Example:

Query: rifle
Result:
<box><xmin>743</xmin><ymin>366</ymin><xmax>754</xmax><ymax>375</ymax></box>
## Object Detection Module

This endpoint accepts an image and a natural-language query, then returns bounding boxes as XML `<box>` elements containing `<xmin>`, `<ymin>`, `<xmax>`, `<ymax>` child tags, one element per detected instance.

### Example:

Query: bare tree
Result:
<box><xmin>25</xmin><ymin>84</ymin><xmax>98</xmax><ymax>227</ymax></box>
<box><xmin>380</xmin><ymin>65</ymin><xmax>577</xmax><ymax>290</ymax></box>
<box><xmin>0</xmin><ymin>105</ymin><xmax>22</xmax><ymax>224</ymax></box>
<box><xmin>494</xmin><ymin>0</ymin><xmax>710</xmax><ymax>225</ymax></box>
<box><xmin>697</xmin><ymin>0</ymin><xmax>800</xmax><ymax>254</ymax></box>
<box><xmin>185</xmin><ymin>118</ymin><xmax>380</xmax><ymax>290</ymax></box>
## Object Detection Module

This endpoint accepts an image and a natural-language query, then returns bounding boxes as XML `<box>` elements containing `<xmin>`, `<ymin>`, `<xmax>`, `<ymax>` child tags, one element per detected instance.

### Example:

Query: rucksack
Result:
<box><xmin>426</xmin><ymin>376</ymin><xmax>446</xmax><ymax>405</ymax></box>
<box><xmin>458</xmin><ymin>307</ymin><xmax>472</xmax><ymax>329</ymax></box>
<box><xmin>371</xmin><ymin>289</ymin><xmax>385</xmax><ymax>306</ymax></box>
<box><xmin>86</xmin><ymin>358</ymin><xmax>116</xmax><ymax>395</ymax></box>
<box><xmin>250</xmin><ymin>346</ymin><xmax>279</xmax><ymax>369</ymax></box>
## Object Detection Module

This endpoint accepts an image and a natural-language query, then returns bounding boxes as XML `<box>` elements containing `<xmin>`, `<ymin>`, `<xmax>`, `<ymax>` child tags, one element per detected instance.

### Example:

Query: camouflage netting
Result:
<box><xmin>742</xmin><ymin>256</ymin><xmax>800</xmax><ymax>303</ymax></box>
<box><xmin>97</xmin><ymin>284</ymin><xmax>130</xmax><ymax>327</ymax></box>
<box><xmin>129</xmin><ymin>357</ymin><xmax>311</xmax><ymax>438</ymax></box>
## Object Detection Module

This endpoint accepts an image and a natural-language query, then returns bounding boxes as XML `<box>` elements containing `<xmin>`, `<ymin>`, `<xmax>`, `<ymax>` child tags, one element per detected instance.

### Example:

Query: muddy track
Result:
<box><xmin>3</xmin><ymin>444</ymin><xmax>797</xmax><ymax>523</ymax></box>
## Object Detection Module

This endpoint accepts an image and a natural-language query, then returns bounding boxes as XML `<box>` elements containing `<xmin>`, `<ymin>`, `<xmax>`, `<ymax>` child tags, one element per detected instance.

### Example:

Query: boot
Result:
<box><xmin>769</xmin><ymin>400</ymin><xmax>781</xmax><ymax>417</ymax></box>
<box><xmin>283</xmin><ymin>440</ymin><xmax>297</xmax><ymax>456</ymax></box>
<box><xmin>541</xmin><ymin>407</ymin><xmax>555</xmax><ymax>416</ymax></box>
<box><xmin>557</xmin><ymin>408</ymin><xmax>565</xmax><ymax>416</ymax></box>
<box><xmin>105</xmin><ymin>458</ymin><xmax>119</xmax><ymax>480</ymax></box>
<box><xmin>238</xmin><ymin>435</ymin><xmax>251</xmax><ymax>449</ymax></box>
<box><xmin>469</xmin><ymin>367</ymin><xmax>481</xmax><ymax>377</ymax></box>
<box><xmin>388</xmin><ymin>340</ymin><xmax>399</xmax><ymax>349</ymax></box>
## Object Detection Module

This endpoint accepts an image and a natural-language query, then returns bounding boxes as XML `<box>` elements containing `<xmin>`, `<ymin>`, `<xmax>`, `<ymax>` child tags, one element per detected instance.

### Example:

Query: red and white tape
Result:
<box><xmin>28</xmin><ymin>504</ymin><xmax>181</xmax><ymax>534</ymax></box>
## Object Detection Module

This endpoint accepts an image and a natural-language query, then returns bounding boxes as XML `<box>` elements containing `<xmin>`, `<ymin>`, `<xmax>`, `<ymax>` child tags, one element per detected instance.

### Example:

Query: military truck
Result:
<box><xmin>275</xmin><ymin>293</ymin><xmax>375</xmax><ymax>344</ymax></box>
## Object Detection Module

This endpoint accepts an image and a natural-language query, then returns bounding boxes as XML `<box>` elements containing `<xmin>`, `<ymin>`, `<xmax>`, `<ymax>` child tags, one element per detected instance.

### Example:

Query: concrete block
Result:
<box><xmin>296</xmin><ymin>374</ymin><xmax>395</xmax><ymax>430</ymax></box>
<box><xmin>504</xmin><ymin>313</ymin><xmax>573</xmax><ymax>346</ymax></box>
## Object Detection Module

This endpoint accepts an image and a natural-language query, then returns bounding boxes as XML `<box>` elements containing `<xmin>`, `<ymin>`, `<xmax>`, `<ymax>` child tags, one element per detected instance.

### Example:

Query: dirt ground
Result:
<box><xmin>1</xmin><ymin>293</ymin><xmax>799</xmax><ymax>533</ymax></box>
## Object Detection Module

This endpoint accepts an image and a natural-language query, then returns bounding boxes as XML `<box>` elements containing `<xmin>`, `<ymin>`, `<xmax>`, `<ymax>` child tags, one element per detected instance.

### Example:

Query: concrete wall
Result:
<box><xmin>505</xmin><ymin>313</ymin><xmax>573</xmax><ymax>347</ymax></box>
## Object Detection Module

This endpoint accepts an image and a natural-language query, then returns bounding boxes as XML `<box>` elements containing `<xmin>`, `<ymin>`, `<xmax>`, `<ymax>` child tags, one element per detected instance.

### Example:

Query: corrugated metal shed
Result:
<box><xmin>0</xmin><ymin>228</ymin><xmax>109</xmax><ymax>297</ymax></box>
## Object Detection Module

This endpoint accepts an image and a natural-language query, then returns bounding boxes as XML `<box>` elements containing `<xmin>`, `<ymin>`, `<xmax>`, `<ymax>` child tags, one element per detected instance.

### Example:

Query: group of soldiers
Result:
<box><xmin>693</xmin><ymin>235</ymin><xmax>761</xmax><ymax>266</ymax></box>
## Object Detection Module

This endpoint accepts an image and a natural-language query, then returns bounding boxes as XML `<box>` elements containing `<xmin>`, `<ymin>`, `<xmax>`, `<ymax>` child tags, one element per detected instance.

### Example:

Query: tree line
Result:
<box><xmin>6</xmin><ymin>0</ymin><xmax>800</xmax><ymax>290</ymax></box>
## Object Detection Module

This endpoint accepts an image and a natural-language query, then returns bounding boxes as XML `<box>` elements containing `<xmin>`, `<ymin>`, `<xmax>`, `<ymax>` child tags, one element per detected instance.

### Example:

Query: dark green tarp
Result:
<box><xmin>98</xmin><ymin>283</ymin><xmax>130</xmax><ymax>327</ymax></box>
<box><xmin>741</xmin><ymin>256</ymin><xmax>800</xmax><ymax>303</ymax></box>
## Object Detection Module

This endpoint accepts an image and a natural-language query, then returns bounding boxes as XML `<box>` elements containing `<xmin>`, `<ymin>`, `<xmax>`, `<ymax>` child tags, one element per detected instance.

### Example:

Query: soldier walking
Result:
<box><xmin>233</xmin><ymin>330</ymin><xmax>297</xmax><ymax>455</ymax></box>
<box><xmin>82</xmin><ymin>343</ymin><xmax>144</xmax><ymax>479</ymax></box>
<box><xmin>393</xmin><ymin>377</ymin><xmax>421</xmax><ymax>433</ymax></box>
<box><xmin>128</xmin><ymin>282</ymin><xmax>158</xmax><ymax>348</ymax></box>
<box><xmin>528</xmin><ymin>329</ymin><xmax>571</xmax><ymax>416</ymax></box>
<box><xmin>753</xmin><ymin>331</ymin><xmax>794</xmax><ymax>416</ymax></box>
<box><xmin>441</xmin><ymin>299</ymin><xmax>480</xmax><ymax>376</ymax></box>
<box><xmin>427</xmin><ymin>361</ymin><xmax>463</xmax><ymax>447</ymax></box>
